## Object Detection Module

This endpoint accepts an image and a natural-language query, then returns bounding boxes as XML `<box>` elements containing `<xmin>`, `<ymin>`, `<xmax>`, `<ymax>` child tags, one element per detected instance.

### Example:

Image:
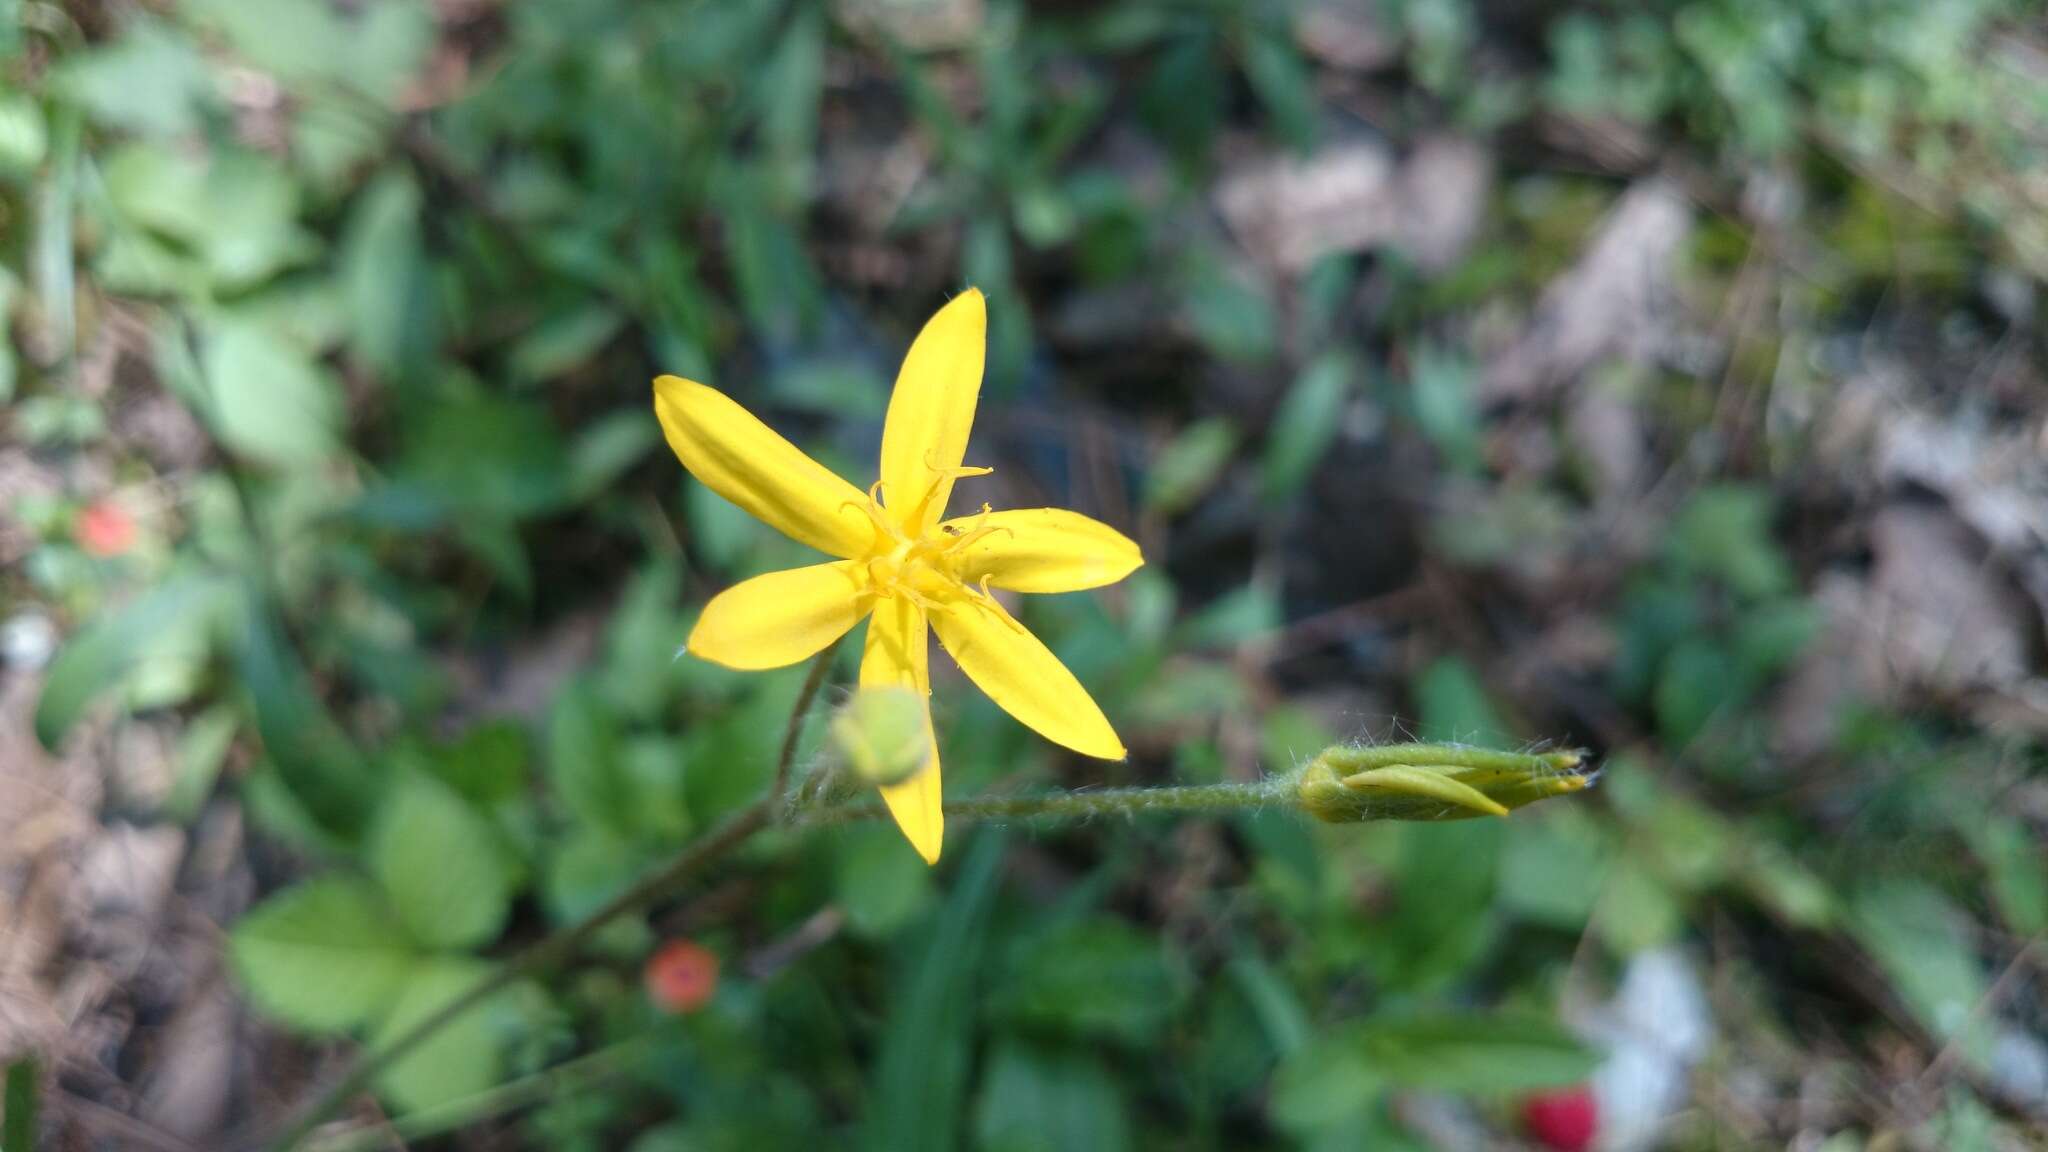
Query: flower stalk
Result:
<box><xmin>793</xmin><ymin>742</ymin><xmax>1594</xmax><ymax>829</ymax></box>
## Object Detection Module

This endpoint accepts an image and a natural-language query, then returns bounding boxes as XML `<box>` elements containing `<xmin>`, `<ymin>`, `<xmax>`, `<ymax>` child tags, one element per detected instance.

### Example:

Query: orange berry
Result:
<box><xmin>74</xmin><ymin>500</ymin><xmax>137</xmax><ymax>558</ymax></box>
<box><xmin>644</xmin><ymin>939</ymin><xmax>719</xmax><ymax>1013</ymax></box>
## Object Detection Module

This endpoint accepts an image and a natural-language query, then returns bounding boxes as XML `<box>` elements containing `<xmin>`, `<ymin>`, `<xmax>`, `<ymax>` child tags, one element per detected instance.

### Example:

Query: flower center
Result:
<box><xmin>845</xmin><ymin>477</ymin><xmax>1015</xmax><ymax>614</ymax></box>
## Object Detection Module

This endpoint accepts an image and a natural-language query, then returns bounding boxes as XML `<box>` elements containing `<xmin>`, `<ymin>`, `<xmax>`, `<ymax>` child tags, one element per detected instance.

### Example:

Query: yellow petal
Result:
<box><xmin>654</xmin><ymin>376</ymin><xmax>876</xmax><ymax>559</ymax></box>
<box><xmin>943</xmin><ymin>508</ymin><xmax>1143</xmax><ymax>594</ymax></box>
<box><xmin>861</xmin><ymin>596</ymin><xmax>943</xmax><ymax>863</ymax></box>
<box><xmin>687</xmin><ymin>561</ymin><xmax>870</xmax><ymax>670</ymax></box>
<box><xmin>930</xmin><ymin>599</ymin><xmax>1125</xmax><ymax>760</ymax></box>
<box><xmin>879</xmin><ymin>289</ymin><xmax>985</xmax><ymax>533</ymax></box>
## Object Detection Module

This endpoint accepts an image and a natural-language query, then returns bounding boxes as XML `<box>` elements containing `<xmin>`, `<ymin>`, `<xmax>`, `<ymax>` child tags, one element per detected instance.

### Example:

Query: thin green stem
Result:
<box><xmin>772</xmin><ymin>640</ymin><xmax>840</xmax><ymax>818</ymax></box>
<box><xmin>249</xmin><ymin>645</ymin><xmax>841</xmax><ymax>1152</ymax></box>
<box><xmin>302</xmin><ymin>1039</ymin><xmax>648</xmax><ymax>1152</ymax></box>
<box><xmin>798</xmin><ymin>778</ymin><xmax>1287</xmax><ymax>828</ymax></box>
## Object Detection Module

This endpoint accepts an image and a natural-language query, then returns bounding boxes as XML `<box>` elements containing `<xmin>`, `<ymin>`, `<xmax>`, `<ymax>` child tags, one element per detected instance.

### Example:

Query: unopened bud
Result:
<box><xmin>1296</xmin><ymin>743</ymin><xmax>1594</xmax><ymax>823</ymax></box>
<box><xmin>832</xmin><ymin>687</ymin><xmax>933</xmax><ymax>787</ymax></box>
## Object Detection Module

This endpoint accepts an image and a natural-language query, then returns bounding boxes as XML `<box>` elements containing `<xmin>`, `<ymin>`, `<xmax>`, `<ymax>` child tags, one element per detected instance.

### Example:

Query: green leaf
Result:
<box><xmin>868</xmin><ymin>833</ymin><xmax>1007</xmax><ymax>1152</ymax></box>
<box><xmin>1597</xmin><ymin>864</ymin><xmax>1684</xmax><ymax>955</ymax></box>
<box><xmin>165</xmin><ymin>705</ymin><xmax>240</xmax><ymax>820</ymax></box>
<box><xmin>228</xmin><ymin>876</ymin><xmax>414</xmax><ymax>1033</ymax></box>
<box><xmin>508</xmin><ymin>304</ymin><xmax>625</xmax><ymax>385</ymax></box>
<box><xmin>369</xmin><ymin>770</ymin><xmax>515</xmax><ymax>951</ymax></box>
<box><xmin>834</xmin><ymin>824</ymin><xmax>935</xmax><ymax>938</ymax></box>
<box><xmin>543</xmin><ymin>826</ymin><xmax>651</xmax><ymax>937</ymax></box>
<box><xmin>367</xmin><ymin>957</ymin><xmax>504</xmax><ymax>1114</ymax></box>
<box><xmin>1668</xmin><ymin>485</ymin><xmax>1790</xmax><ymax>600</ymax></box>
<box><xmin>973</xmin><ymin>1041</ymin><xmax>1132</xmax><ymax>1152</ymax></box>
<box><xmin>548</xmin><ymin>680</ymin><xmax>635</xmax><ymax>836</ymax></box>
<box><xmin>1409</xmin><ymin>343</ymin><xmax>1481</xmax><ymax>473</ymax></box>
<box><xmin>1145</xmin><ymin>417</ymin><xmax>1239</xmax><ymax>515</ymax></box>
<box><xmin>35</xmin><ymin>576</ymin><xmax>225</xmax><ymax>749</ymax></box>
<box><xmin>566</xmin><ymin>411</ymin><xmax>659</xmax><ymax>502</ymax></box>
<box><xmin>0</xmin><ymin>94</ymin><xmax>46</xmax><ymax>174</ymax></box>
<box><xmin>103</xmin><ymin>145</ymin><xmax>315</xmax><ymax>290</ymax></box>
<box><xmin>202</xmin><ymin>320</ymin><xmax>342</xmax><ymax>468</ymax></box>
<box><xmin>1270</xmin><ymin>1031</ymin><xmax>1382</xmax><ymax>1134</ymax></box>
<box><xmin>1963</xmin><ymin>816</ymin><xmax>2046</xmax><ymax>937</ymax></box>
<box><xmin>1262</xmin><ymin>353</ymin><xmax>1352</xmax><ymax>501</ymax></box>
<box><xmin>341</xmin><ymin>170</ymin><xmax>426</xmax><ymax>377</ymax></box>
<box><xmin>54</xmin><ymin>19</ymin><xmax>213</xmax><ymax>137</ymax></box>
<box><xmin>993</xmin><ymin>920</ymin><xmax>1184</xmax><ymax>1046</ymax></box>
<box><xmin>235</xmin><ymin>602</ymin><xmax>380</xmax><ymax>840</ymax></box>
<box><xmin>1240</xmin><ymin>23</ymin><xmax>1318</xmax><ymax>151</ymax></box>
<box><xmin>1352</xmin><ymin>1011</ymin><xmax>1599</xmax><ymax>1094</ymax></box>
<box><xmin>183</xmin><ymin>0</ymin><xmax>430</xmax><ymax>106</ymax></box>
<box><xmin>1850</xmin><ymin>881</ymin><xmax>1990</xmax><ymax>1057</ymax></box>
<box><xmin>1414</xmin><ymin>656</ymin><xmax>1510</xmax><ymax>745</ymax></box>
<box><xmin>4</xmin><ymin>1057</ymin><xmax>38</xmax><ymax>1152</ymax></box>
<box><xmin>1179</xmin><ymin>260</ymin><xmax>1276</xmax><ymax>364</ymax></box>
<box><xmin>1498</xmin><ymin>809</ymin><xmax>1611</xmax><ymax>928</ymax></box>
<box><xmin>1654</xmin><ymin>638</ymin><xmax>1739</xmax><ymax>748</ymax></box>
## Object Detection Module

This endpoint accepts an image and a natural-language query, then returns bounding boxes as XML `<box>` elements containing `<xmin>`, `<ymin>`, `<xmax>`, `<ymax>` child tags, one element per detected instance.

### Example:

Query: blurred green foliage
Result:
<box><xmin>5</xmin><ymin>0</ymin><xmax>2043</xmax><ymax>1147</ymax></box>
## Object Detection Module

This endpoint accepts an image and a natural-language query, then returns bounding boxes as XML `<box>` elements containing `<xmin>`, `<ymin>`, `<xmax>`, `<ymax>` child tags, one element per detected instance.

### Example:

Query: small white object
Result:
<box><xmin>2</xmin><ymin>611</ymin><xmax>58</xmax><ymax>670</ymax></box>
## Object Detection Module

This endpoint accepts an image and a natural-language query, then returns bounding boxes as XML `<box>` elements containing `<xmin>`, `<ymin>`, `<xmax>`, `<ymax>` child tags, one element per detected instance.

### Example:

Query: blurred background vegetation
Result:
<box><xmin>3</xmin><ymin>0</ymin><xmax>2045</xmax><ymax>1149</ymax></box>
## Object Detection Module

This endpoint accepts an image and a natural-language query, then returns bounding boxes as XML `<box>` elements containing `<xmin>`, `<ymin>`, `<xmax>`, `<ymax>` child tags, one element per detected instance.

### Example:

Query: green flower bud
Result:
<box><xmin>1296</xmin><ymin>743</ymin><xmax>1593</xmax><ymax>823</ymax></box>
<box><xmin>831</xmin><ymin>687</ymin><xmax>933</xmax><ymax>787</ymax></box>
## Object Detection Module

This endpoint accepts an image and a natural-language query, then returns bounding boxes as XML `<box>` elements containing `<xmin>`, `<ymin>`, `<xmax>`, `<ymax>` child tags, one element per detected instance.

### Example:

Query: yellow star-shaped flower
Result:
<box><xmin>653</xmin><ymin>289</ymin><xmax>1142</xmax><ymax>863</ymax></box>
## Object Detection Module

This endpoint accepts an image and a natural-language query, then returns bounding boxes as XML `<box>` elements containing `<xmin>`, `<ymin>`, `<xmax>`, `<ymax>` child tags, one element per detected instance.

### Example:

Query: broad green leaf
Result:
<box><xmin>508</xmin><ymin>304</ymin><xmax>624</xmax><ymax>385</ymax></box>
<box><xmin>1597</xmin><ymin>863</ymin><xmax>1684</xmax><ymax>955</ymax></box>
<box><xmin>1180</xmin><ymin>260</ymin><xmax>1276</xmax><ymax>364</ymax></box>
<box><xmin>426</xmin><ymin>723</ymin><xmax>530</xmax><ymax>807</ymax></box>
<box><xmin>566</xmin><ymin>411</ymin><xmax>659</xmax><ymax>502</ymax></box>
<box><xmin>1145</xmin><ymin>417</ymin><xmax>1239</xmax><ymax>515</ymax></box>
<box><xmin>165</xmin><ymin>705</ymin><xmax>240</xmax><ymax>820</ymax></box>
<box><xmin>228</xmin><ymin>876</ymin><xmax>414</xmax><ymax>1033</ymax></box>
<box><xmin>973</xmin><ymin>1041</ymin><xmax>1132</xmax><ymax>1152</ymax></box>
<box><xmin>1668</xmin><ymin>485</ymin><xmax>1790</xmax><ymax>600</ymax></box>
<box><xmin>1409</xmin><ymin>343</ymin><xmax>1481</xmax><ymax>473</ymax></box>
<box><xmin>1353</xmin><ymin>1010</ymin><xmax>1599</xmax><ymax>1094</ymax></box>
<box><xmin>548</xmin><ymin>680</ymin><xmax>634</xmax><ymax>836</ymax></box>
<box><xmin>1270</xmin><ymin>1030</ymin><xmax>1382</xmax><ymax>1134</ymax></box>
<box><xmin>0</xmin><ymin>94</ymin><xmax>46</xmax><ymax>173</ymax></box>
<box><xmin>369</xmin><ymin>770</ymin><xmax>515</xmax><ymax>951</ymax></box>
<box><xmin>236</xmin><ymin>601</ymin><xmax>380</xmax><ymax>840</ymax></box>
<box><xmin>202</xmin><ymin>320</ymin><xmax>341</xmax><ymax>467</ymax></box>
<box><xmin>1414</xmin><ymin>656</ymin><xmax>1510</xmax><ymax>745</ymax></box>
<box><xmin>35</xmin><ymin>576</ymin><xmax>225</xmax><ymax>749</ymax></box>
<box><xmin>543</xmin><ymin>826</ymin><xmax>652</xmax><ymax>945</ymax></box>
<box><xmin>367</xmin><ymin>957</ymin><xmax>504</xmax><ymax>1114</ymax></box>
<box><xmin>341</xmin><ymin>170</ymin><xmax>426</xmax><ymax>376</ymax></box>
<box><xmin>1261</xmin><ymin>353</ymin><xmax>1353</xmax><ymax>501</ymax></box>
<box><xmin>1850</xmin><ymin>881</ymin><xmax>1989</xmax><ymax>1058</ymax></box>
<box><xmin>1654</xmin><ymin>638</ymin><xmax>1739</xmax><ymax>748</ymax></box>
<box><xmin>183</xmin><ymin>0</ymin><xmax>430</xmax><ymax>106</ymax></box>
<box><xmin>1963</xmin><ymin>816</ymin><xmax>2046</xmax><ymax>937</ymax></box>
<box><xmin>1499</xmin><ymin>809</ymin><xmax>1611</xmax><ymax>928</ymax></box>
<box><xmin>1240</xmin><ymin>23</ymin><xmax>1318</xmax><ymax>150</ymax></box>
<box><xmin>834</xmin><ymin>824</ymin><xmax>935</xmax><ymax>938</ymax></box>
<box><xmin>53</xmin><ymin>19</ymin><xmax>213</xmax><ymax>137</ymax></box>
<box><xmin>103</xmin><ymin>145</ymin><xmax>314</xmax><ymax>290</ymax></box>
<box><xmin>993</xmin><ymin>919</ymin><xmax>1185</xmax><ymax>1045</ymax></box>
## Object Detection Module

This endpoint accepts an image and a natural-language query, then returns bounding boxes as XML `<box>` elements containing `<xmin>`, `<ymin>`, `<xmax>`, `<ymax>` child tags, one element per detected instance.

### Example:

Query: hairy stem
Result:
<box><xmin>798</xmin><ymin>778</ymin><xmax>1288</xmax><ymax>828</ymax></box>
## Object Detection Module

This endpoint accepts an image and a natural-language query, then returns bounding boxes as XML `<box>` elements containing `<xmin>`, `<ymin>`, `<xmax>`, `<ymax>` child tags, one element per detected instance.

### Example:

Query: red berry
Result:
<box><xmin>1520</xmin><ymin>1086</ymin><xmax>1598</xmax><ymax>1152</ymax></box>
<box><xmin>644</xmin><ymin>939</ymin><xmax>719</xmax><ymax>1013</ymax></box>
<box><xmin>74</xmin><ymin>500</ymin><xmax>136</xmax><ymax>558</ymax></box>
